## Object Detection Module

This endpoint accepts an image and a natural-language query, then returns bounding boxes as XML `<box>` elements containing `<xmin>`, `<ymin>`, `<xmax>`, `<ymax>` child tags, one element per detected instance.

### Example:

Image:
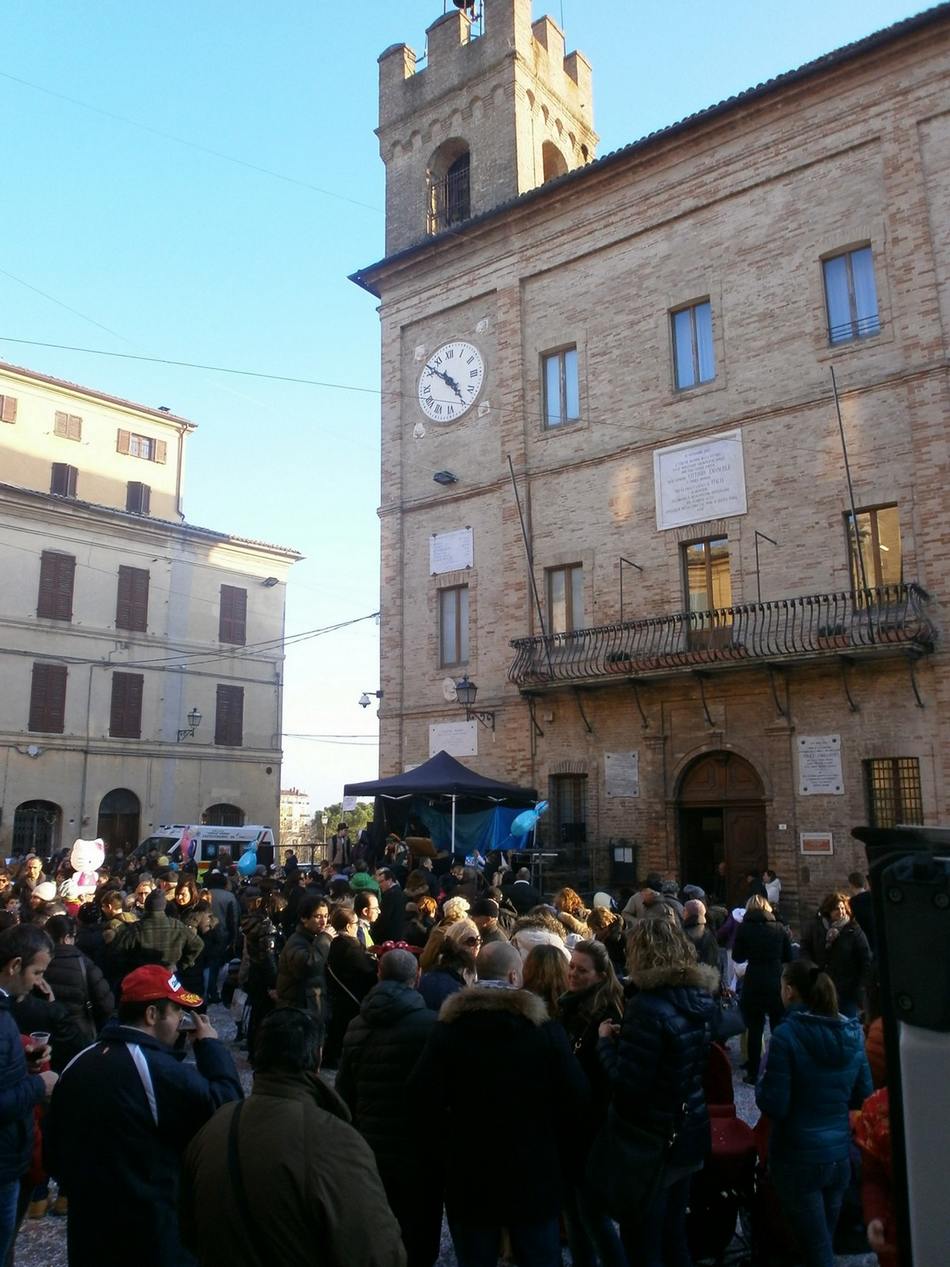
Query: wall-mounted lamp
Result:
<box><xmin>358</xmin><ymin>690</ymin><xmax>383</xmax><ymax>709</ymax></box>
<box><xmin>261</xmin><ymin>576</ymin><xmax>280</xmax><ymax>588</ymax></box>
<box><xmin>177</xmin><ymin>706</ymin><xmax>202</xmax><ymax>743</ymax></box>
<box><xmin>433</xmin><ymin>471</ymin><xmax>458</xmax><ymax>486</ymax></box>
<box><xmin>454</xmin><ymin>675</ymin><xmax>495</xmax><ymax>732</ymax></box>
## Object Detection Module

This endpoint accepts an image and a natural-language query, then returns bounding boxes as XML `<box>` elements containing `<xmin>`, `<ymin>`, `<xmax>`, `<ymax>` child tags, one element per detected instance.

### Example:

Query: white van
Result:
<box><xmin>135</xmin><ymin>824</ymin><xmax>276</xmax><ymax>874</ymax></box>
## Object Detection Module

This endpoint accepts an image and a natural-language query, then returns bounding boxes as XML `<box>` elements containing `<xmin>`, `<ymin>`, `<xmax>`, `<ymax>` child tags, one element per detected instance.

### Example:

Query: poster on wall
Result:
<box><xmin>653</xmin><ymin>430</ymin><xmax>747</xmax><ymax>530</ymax></box>
<box><xmin>429</xmin><ymin>719</ymin><xmax>477</xmax><ymax>758</ymax></box>
<box><xmin>800</xmin><ymin>831</ymin><xmax>834</xmax><ymax>856</ymax></box>
<box><xmin>430</xmin><ymin>527</ymin><xmax>474</xmax><ymax>575</ymax></box>
<box><xmin>605</xmin><ymin>751</ymin><xmax>640</xmax><ymax>798</ymax></box>
<box><xmin>798</xmin><ymin>734</ymin><xmax>844</xmax><ymax>795</ymax></box>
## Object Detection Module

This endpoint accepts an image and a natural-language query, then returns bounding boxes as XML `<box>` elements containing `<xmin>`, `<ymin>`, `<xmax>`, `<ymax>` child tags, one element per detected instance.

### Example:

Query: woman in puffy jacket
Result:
<box><xmin>756</xmin><ymin>959</ymin><xmax>873</xmax><ymax>1267</ymax></box>
<box><xmin>732</xmin><ymin>894</ymin><xmax>792</xmax><ymax>1082</ymax></box>
<box><xmin>598</xmin><ymin>920</ymin><xmax>718</xmax><ymax>1267</ymax></box>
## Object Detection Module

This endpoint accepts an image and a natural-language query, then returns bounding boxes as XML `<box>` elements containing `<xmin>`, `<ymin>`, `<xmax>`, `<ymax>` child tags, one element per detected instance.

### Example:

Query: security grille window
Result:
<box><xmin>0</xmin><ymin>395</ymin><xmax>17</xmax><ymax>423</ymax></box>
<box><xmin>215</xmin><ymin>684</ymin><xmax>244</xmax><ymax>747</ymax></box>
<box><xmin>50</xmin><ymin>463</ymin><xmax>78</xmax><ymax>498</ymax></box>
<box><xmin>823</xmin><ymin>246</ymin><xmax>880</xmax><ymax>344</ymax></box>
<box><xmin>115</xmin><ymin>565</ymin><xmax>150</xmax><ymax>633</ymax></box>
<box><xmin>219</xmin><ymin>585</ymin><xmax>248</xmax><ymax>646</ymax></box>
<box><xmin>53</xmin><ymin>411</ymin><xmax>82</xmax><ymax>441</ymax></box>
<box><xmin>865</xmin><ymin>758</ymin><xmax>923</xmax><ymax>828</ymax></box>
<box><xmin>550</xmin><ymin>773</ymin><xmax>587</xmax><ymax>847</ymax></box>
<box><xmin>439</xmin><ymin>585</ymin><xmax>469</xmax><ymax>667</ymax></box>
<box><xmin>547</xmin><ymin>564</ymin><xmax>584</xmax><ymax>635</ymax></box>
<box><xmin>29</xmin><ymin>663</ymin><xmax>68</xmax><ymax>733</ymax></box>
<box><xmin>846</xmin><ymin>505</ymin><xmax>902</xmax><ymax>592</ymax></box>
<box><xmin>116</xmin><ymin>429</ymin><xmax>168</xmax><ymax>463</ymax></box>
<box><xmin>126</xmin><ymin>482</ymin><xmax>151</xmax><ymax>515</ymax></box>
<box><xmin>429</xmin><ymin>151</ymin><xmax>470</xmax><ymax>233</ymax></box>
<box><xmin>671</xmin><ymin>300</ymin><xmax>715</xmax><ymax>389</ymax></box>
<box><xmin>542</xmin><ymin>347</ymin><xmax>580</xmax><ymax>427</ymax></box>
<box><xmin>109</xmin><ymin>672</ymin><xmax>144</xmax><ymax>739</ymax></box>
<box><xmin>37</xmin><ymin>550</ymin><xmax>76</xmax><ymax>621</ymax></box>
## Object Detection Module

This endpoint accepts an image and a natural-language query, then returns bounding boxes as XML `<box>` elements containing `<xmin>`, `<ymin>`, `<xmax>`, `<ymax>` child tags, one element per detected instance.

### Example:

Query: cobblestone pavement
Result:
<box><xmin>14</xmin><ymin>1009</ymin><xmax>878</xmax><ymax>1267</ymax></box>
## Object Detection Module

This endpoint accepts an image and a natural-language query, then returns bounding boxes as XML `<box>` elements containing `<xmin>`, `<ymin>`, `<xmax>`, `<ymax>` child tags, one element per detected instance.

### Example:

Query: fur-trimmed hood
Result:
<box><xmin>628</xmin><ymin>962</ymin><xmax>721</xmax><ymax>994</ymax></box>
<box><xmin>438</xmin><ymin>985</ymin><xmax>549</xmax><ymax>1026</ymax></box>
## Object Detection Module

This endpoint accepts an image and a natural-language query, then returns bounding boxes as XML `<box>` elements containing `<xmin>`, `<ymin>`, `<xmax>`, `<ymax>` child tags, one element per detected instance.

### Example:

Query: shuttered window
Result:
<box><xmin>219</xmin><ymin>585</ymin><xmax>247</xmax><ymax>645</ymax></box>
<box><xmin>53</xmin><ymin>411</ymin><xmax>82</xmax><ymax>441</ymax></box>
<box><xmin>115</xmin><ymin>566</ymin><xmax>150</xmax><ymax>632</ymax></box>
<box><xmin>109</xmin><ymin>672</ymin><xmax>144</xmax><ymax>739</ymax></box>
<box><xmin>37</xmin><ymin>551</ymin><xmax>75</xmax><ymax>621</ymax></box>
<box><xmin>1</xmin><ymin>395</ymin><xmax>18</xmax><ymax>423</ymax></box>
<box><xmin>117</xmin><ymin>429</ymin><xmax>167</xmax><ymax>463</ymax></box>
<box><xmin>29</xmin><ymin>663</ymin><xmax>68</xmax><ymax>733</ymax></box>
<box><xmin>214</xmin><ymin>684</ymin><xmax>244</xmax><ymax>747</ymax></box>
<box><xmin>50</xmin><ymin>463</ymin><xmax>78</xmax><ymax>498</ymax></box>
<box><xmin>126</xmin><ymin>482</ymin><xmax>151</xmax><ymax>514</ymax></box>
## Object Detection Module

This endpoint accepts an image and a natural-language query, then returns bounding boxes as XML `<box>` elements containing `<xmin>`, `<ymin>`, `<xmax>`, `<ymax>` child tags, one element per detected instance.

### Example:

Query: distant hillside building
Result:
<box><xmin>0</xmin><ymin>359</ymin><xmax>301</xmax><ymax>856</ymax></box>
<box><xmin>279</xmin><ymin>787</ymin><xmax>312</xmax><ymax>849</ymax></box>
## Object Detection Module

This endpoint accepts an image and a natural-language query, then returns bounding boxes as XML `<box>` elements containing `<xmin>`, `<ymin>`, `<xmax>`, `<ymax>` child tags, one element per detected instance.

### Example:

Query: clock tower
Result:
<box><xmin>378</xmin><ymin>0</ymin><xmax>598</xmax><ymax>255</ymax></box>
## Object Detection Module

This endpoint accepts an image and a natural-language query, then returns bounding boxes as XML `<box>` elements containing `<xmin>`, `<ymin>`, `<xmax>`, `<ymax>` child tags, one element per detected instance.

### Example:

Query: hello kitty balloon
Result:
<box><xmin>70</xmin><ymin>837</ymin><xmax>105</xmax><ymax>893</ymax></box>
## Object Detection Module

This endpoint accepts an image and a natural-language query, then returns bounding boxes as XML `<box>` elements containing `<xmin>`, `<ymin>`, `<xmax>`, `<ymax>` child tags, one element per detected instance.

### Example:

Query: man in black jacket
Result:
<box><xmin>502</xmin><ymin>867</ymin><xmax>543</xmax><ymax>915</ymax></box>
<box><xmin>274</xmin><ymin>893</ymin><xmax>327</xmax><ymax>1020</ymax></box>
<box><xmin>337</xmin><ymin>949</ymin><xmax>438</xmax><ymax>1267</ymax></box>
<box><xmin>374</xmin><ymin>868</ymin><xmax>407</xmax><ymax>944</ymax></box>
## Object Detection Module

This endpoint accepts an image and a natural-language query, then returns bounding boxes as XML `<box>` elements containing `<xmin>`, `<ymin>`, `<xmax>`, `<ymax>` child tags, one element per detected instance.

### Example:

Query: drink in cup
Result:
<box><xmin>28</xmin><ymin>1031</ymin><xmax>52</xmax><ymax>1071</ymax></box>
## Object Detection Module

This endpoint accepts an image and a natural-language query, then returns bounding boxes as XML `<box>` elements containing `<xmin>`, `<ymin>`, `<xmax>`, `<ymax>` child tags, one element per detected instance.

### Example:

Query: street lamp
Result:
<box><xmin>176</xmin><ymin>707</ymin><xmax>202</xmax><ymax>743</ymax></box>
<box><xmin>454</xmin><ymin>675</ymin><xmax>495</xmax><ymax>732</ymax></box>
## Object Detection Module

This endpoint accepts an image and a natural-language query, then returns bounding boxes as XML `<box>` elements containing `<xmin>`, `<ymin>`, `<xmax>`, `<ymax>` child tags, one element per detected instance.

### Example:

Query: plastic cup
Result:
<box><xmin>28</xmin><ymin>1032</ymin><xmax>51</xmax><ymax>1071</ymax></box>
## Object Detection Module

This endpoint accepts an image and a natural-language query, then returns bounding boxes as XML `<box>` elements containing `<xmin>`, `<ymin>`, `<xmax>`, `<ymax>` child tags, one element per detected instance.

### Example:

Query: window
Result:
<box><xmin>865</xmin><ymin>758</ymin><xmax>923</xmax><ymax>828</ymax></box>
<box><xmin>116</xmin><ymin>566</ymin><xmax>150</xmax><ymax>633</ymax></box>
<box><xmin>53</xmin><ymin>411</ymin><xmax>82</xmax><ymax>441</ymax></box>
<box><xmin>29</xmin><ymin>663</ymin><xmax>68</xmax><ymax>733</ymax></box>
<box><xmin>126</xmin><ymin>482</ymin><xmax>151</xmax><ymax>515</ymax></box>
<box><xmin>109</xmin><ymin>673</ymin><xmax>144</xmax><ymax>739</ymax></box>
<box><xmin>682</xmin><ymin>537</ymin><xmax>732</xmax><ymax>648</ymax></box>
<box><xmin>846</xmin><ymin>505</ymin><xmax>902</xmax><ymax>592</ymax></box>
<box><xmin>439</xmin><ymin>585</ymin><xmax>469</xmax><ymax>667</ymax></box>
<box><xmin>823</xmin><ymin>246</ymin><xmax>880</xmax><ymax>344</ymax></box>
<box><xmin>219</xmin><ymin>585</ymin><xmax>247</xmax><ymax>646</ymax></box>
<box><xmin>550</xmin><ymin>774</ymin><xmax>587</xmax><ymax>848</ymax></box>
<box><xmin>547</xmin><ymin>564</ymin><xmax>584</xmax><ymax>635</ymax></box>
<box><xmin>37</xmin><ymin>551</ymin><xmax>75</xmax><ymax>622</ymax></box>
<box><xmin>50</xmin><ymin>463</ymin><xmax>78</xmax><ymax>498</ymax></box>
<box><xmin>215</xmin><ymin>684</ymin><xmax>244</xmax><ymax>747</ymax></box>
<box><xmin>543</xmin><ymin>347</ymin><xmax>580</xmax><ymax>427</ymax></box>
<box><xmin>672</xmin><ymin>300</ymin><xmax>715</xmax><ymax>389</ymax></box>
<box><xmin>0</xmin><ymin>395</ymin><xmax>17</xmax><ymax>424</ymax></box>
<box><xmin>427</xmin><ymin>142</ymin><xmax>471</xmax><ymax>234</ymax></box>
<box><xmin>116</xmin><ymin>429</ymin><xmax>167</xmax><ymax>463</ymax></box>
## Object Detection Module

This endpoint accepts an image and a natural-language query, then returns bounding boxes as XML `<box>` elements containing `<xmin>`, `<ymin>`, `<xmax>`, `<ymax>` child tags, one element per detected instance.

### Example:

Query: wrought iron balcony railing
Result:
<box><xmin>509</xmin><ymin>583</ymin><xmax>935</xmax><ymax>688</ymax></box>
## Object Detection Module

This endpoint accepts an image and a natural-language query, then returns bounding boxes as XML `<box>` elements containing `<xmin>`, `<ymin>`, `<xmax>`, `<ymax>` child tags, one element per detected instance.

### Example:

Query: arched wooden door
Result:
<box><xmin>678</xmin><ymin>752</ymin><xmax>767</xmax><ymax>907</ymax></box>
<box><xmin>97</xmin><ymin>788</ymin><xmax>141</xmax><ymax>853</ymax></box>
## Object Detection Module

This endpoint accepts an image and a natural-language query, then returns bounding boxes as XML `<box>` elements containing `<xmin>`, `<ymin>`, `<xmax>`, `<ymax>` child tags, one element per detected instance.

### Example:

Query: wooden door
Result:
<box><xmin>724</xmin><ymin>805</ymin><xmax>767</xmax><ymax>898</ymax></box>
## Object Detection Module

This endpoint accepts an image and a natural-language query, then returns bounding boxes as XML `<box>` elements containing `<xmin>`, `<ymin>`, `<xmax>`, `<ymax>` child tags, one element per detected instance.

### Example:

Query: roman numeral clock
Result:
<box><xmin>417</xmin><ymin>340</ymin><xmax>485</xmax><ymax>423</ymax></box>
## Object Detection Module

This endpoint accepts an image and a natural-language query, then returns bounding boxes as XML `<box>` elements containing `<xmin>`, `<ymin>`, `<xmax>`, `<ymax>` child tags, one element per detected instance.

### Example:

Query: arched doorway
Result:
<box><xmin>12</xmin><ymin>800</ymin><xmax>61</xmax><ymax>857</ymax></box>
<box><xmin>97</xmin><ymin>789</ymin><xmax>141</xmax><ymax>853</ymax></box>
<box><xmin>204</xmin><ymin>803</ymin><xmax>244</xmax><ymax>827</ymax></box>
<box><xmin>678</xmin><ymin>752</ymin><xmax>767</xmax><ymax>907</ymax></box>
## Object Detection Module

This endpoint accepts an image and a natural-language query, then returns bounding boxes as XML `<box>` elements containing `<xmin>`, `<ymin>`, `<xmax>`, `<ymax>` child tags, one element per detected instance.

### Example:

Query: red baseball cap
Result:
<box><xmin>120</xmin><ymin>965</ymin><xmax>203</xmax><ymax>1008</ymax></box>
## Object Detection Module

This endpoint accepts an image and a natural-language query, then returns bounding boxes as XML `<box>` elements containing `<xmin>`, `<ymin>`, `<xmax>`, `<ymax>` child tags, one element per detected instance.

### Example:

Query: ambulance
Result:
<box><xmin>134</xmin><ymin>824</ymin><xmax>276</xmax><ymax>874</ymax></box>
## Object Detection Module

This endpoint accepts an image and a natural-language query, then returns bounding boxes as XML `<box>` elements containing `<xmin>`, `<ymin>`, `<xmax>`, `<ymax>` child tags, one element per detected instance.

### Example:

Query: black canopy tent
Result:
<box><xmin>344</xmin><ymin>750</ymin><xmax>537</xmax><ymax>857</ymax></box>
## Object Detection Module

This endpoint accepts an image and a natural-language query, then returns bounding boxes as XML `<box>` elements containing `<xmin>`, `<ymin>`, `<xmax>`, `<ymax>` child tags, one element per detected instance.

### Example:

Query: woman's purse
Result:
<box><xmin>712</xmin><ymin>986</ymin><xmax>746</xmax><ymax>1041</ymax></box>
<box><xmin>585</xmin><ymin>1103</ymin><xmax>682</xmax><ymax>1220</ymax></box>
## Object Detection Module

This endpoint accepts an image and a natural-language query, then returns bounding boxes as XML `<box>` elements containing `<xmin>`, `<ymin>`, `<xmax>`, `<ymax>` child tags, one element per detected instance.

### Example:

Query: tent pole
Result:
<box><xmin>451</xmin><ymin>794</ymin><xmax>457</xmax><ymax>857</ymax></box>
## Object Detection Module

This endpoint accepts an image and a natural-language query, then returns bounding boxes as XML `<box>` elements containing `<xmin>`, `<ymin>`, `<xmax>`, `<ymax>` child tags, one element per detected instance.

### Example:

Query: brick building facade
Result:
<box><xmin>353</xmin><ymin>0</ymin><xmax>950</xmax><ymax>916</ymax></box>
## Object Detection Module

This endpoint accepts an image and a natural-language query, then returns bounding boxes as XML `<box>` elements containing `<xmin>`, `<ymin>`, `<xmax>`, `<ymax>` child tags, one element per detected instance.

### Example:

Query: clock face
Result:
<box><xmin>417</xmin><ymin>341</ymin><xmax>484</xmax><ymax>423</ymax></box>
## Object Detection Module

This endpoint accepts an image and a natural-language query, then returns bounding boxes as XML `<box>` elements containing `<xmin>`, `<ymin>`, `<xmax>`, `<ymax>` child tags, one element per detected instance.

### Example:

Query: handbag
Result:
<box><xmin>585</xmin><ymin>1104</ymin><xmax>680</xmax><ymax>1220</ymax></box>
<box><xmin>713</xmin><ymin>987</ymin><xmax>746</xmax><ymax>1041</ymax></box>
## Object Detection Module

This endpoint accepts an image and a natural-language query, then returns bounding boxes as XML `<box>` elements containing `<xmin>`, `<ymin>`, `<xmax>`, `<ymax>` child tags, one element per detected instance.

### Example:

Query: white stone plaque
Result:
<box><xmin>429</xmin><ymin>720</ymin><xmax>478</xmax><ymax>758</ymax></box>
<box><xmin>654</xmin><ymin>429</ymin><xmax>747</xmax><ymax>530</ymax></box>
<box><xmin>798</xmin><ymin>735</ymin><xmax>844</xmax><ymax>795</ymax></box>
<box><xmin>430</xmin><ymin>527</ymin><xmax>473</xmax><ymax>575</ymax></box>
<box><xmin>605</xmin><ymin>751</ymin><xmax>640</xmax><ymax>798</ymax></box>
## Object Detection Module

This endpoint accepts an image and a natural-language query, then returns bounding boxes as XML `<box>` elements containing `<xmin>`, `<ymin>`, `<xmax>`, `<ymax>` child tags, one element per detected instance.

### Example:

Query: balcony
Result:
<box><xmin>509</xmin><ymin>583</ymin><xmax>935</xmax><ymax>688</ymax></box>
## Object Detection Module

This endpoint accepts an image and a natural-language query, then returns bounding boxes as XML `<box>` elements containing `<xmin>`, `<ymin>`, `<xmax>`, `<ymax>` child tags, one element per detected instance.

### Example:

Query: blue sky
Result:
<box><xmin>0</xmin><ymin>0</ymin><xmax>925</xmax><ymax>807</ymax></box>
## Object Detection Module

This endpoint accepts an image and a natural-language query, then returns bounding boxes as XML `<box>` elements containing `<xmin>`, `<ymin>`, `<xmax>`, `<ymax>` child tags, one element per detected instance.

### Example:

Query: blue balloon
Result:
<box><xmin>236</xmin><ymin>848</ymin><xmax>258</xmax><ymax>876</ymax></box>
<box><xmin>511</xmin><ymin>799</ymin><xmax>549</xmax><ymax>837</ymax></box>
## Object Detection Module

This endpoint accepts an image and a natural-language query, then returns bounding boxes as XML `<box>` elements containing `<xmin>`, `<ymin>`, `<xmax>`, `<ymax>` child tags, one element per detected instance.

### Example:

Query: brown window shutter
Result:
<box><xmin>215</xmin><ymin>684</ymin><xmax>244</xmax><ymax>747</ymax></box>
<box><xmin>50</xmin><ymin>464</ymin><xmax>78</xmax><ymax>497</ymax></box>
<box><xmin>110</xmin><ymin>672</ymin><xmax>143</xmax><ymax>739</ymax></box>
<box><xmin>154</xmin><ymin>438</ymin><xmax>167</xmax><ymax>464</ymax></box>
<box><xmin>29</xmin><ymin>663</ymin><xmax>68</xmax><ymax>733</ymax></box>
<box><xmin>0</xmin><ymin>395</ymin><xmax>17</xmax><ymax>423</ymax></box>
<box><xmin>54</xmin><ymin>411</ymin><xmax>67</xmax><ymax>437</ymax></box>
<box><xmin>68</xmin><ymin>414</ymin><xmax>82</xmax><ymax>441</ymax></box>
<box><xmin>116</xmin><ymin>429</ymin><xmax>131</xmax><ymax>455</ymax></box>
<box><xmin>37</xmin><ymin>551</ymin><xmax>75</xmax><ymax>621</ymax></box>
<box><xmin>141</xmin><ymin>484</ymin><xmax>150</xmax><ymax>514</ymax></box>
<box><xmin>219</xmin><ymin>585</ymin><xmax>247</xmax><ymax>645</ymax></box>
<box><xmin>116</xmin><ymin>566</ymin><xmax>150</xmax><ymax>632</ymax></box>
<box><xmin>126</xmin><ymin>482</ymin><xmax>151</xmax><ymax>514</ymax></box>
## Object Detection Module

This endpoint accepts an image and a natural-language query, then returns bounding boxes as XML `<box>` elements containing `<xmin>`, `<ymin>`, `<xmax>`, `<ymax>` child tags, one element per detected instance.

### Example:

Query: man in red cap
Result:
<box><xmin>45</xmin><ymin>965</ymin><xmax>242</xmax><ymax>1267</ymax></box>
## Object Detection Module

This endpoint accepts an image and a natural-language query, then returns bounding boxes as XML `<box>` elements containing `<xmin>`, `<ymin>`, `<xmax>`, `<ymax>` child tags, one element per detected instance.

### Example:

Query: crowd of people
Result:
<box><xmin>0</xmin><ymin>836</ymin><xmax>894</xmax><ymax>1267</ymax></box>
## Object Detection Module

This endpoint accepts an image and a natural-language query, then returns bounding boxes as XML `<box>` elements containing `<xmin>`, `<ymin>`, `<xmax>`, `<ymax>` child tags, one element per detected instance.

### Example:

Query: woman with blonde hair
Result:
<box><xmin>419</xmin><ymin>917</ymin><xmax>480</xmax><ymax>1011</ymax></box>
<box><xmin>732</xmin><ymin>893</ymin><xmax>792</xmax><ymax>1083</ymax></box>
<box><xmin>598</xmin><ymin>920</ymin><xmax>717</xmax><ymax>1267</ymax></box>
<box><xmin>586</xmin><ymin>905</ymin><xmax>627</xmax><ymax>975</ymax></box>
<box><xmin>418</xmin><ymin>894</ymin><xmax>470</xmax><ymax>971</ymax></box>
<box><xmin>522</xmin><ymin>943</ymin><xmax>570</xmax><ymax>1017</ymax></box>
<box><xmin>552</xmin><ymin>886</ymin><xmax>591</xmax><ymax>937</ymax></box>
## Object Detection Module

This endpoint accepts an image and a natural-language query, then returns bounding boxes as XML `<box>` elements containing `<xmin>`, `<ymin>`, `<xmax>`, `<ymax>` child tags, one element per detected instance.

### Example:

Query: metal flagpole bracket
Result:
<box><xmin>629</xmin><ymin>678</ymin><xmax>650</xmax><ymax>730</ymax></box>
<box><xmin>693</xmin><ymin>671</ymin><xmax>715</xmax><ymax>728</ymax></box>
<box><xmin>838</xmin><ymin>656</ymin><xmax>859</xmax><ymax>712</ymax></box>
<box><xmin>767</xmin><ymin>665</ymin><xmax>788</xmax><ymax>719</ymax></box>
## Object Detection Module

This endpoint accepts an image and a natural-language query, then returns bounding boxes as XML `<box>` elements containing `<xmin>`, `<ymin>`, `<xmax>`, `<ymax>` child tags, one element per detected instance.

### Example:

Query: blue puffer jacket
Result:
<box><xmin>756</xmin><ymin>1004</ymin><xmax>872</xmax><ymax>1165</ymax></box>
<box><xmin>599</xmin><ymin>961</ymin><xmax>719</xmax><ymax>1169</ymax></box>
<box><xmin>0</xmin><ymin>991</ymin><xmax>47</xmax><ymax>1183</ymax></box>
